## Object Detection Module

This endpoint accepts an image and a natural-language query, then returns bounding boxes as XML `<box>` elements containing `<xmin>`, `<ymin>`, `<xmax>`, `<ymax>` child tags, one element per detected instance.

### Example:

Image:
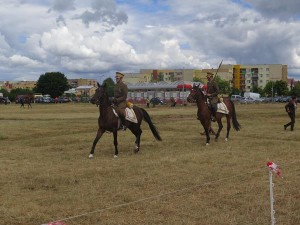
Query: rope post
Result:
<box><xmin>269</xmin><ymin>170</ymin><xmax>275</xmax><ymax>225</ymax></box>
<box><xmin>267</xmin><ymin>161</ymin><xmax>282</xmax><ymax>225</ymax></box>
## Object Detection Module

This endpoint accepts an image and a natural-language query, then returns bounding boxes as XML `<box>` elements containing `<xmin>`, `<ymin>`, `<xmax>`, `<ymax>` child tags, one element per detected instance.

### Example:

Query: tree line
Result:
<box><xmin>194</xmin><ymin>76</ymin><xmax>300</xmax><ymax>97</ymax></box>
<box><xmin>1</xmin><ymin>72</ymin><xmax>300</xmax><ymax>102</ymax></box>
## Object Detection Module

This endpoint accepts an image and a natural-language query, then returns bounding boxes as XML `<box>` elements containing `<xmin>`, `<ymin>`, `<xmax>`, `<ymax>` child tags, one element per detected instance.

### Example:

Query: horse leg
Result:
<box><xmin>130</xmin><ymin>125</ymin><xmax>142</xmax><ymax>153</ymax></box>
<box><xmin>89</xmin><ymin>128</ymin><xmax>105</xmax><ymax>158</ymax></box>
<box><xmin>209</xmin><ymin>127</ymin><xmax>216</xmax><ymax>135</ymax></box>
<box><xmin>201</xmin><ymin>121</ymin><xmax>210</xmax><ymax>145</ymax></box>
<box><xmin>225</xmin><ymin>115</ymin><xmax>231</xmax><ymax>141</ymax></box>
<box><xmin>215</xmin><ymin>115</ymin><xmax>223</xmax><ymax>141</ymax></box>
<box><xmin>112</xmin><ymin>130</ymin><xmax>119</xmax><ymax>158</ymax></box>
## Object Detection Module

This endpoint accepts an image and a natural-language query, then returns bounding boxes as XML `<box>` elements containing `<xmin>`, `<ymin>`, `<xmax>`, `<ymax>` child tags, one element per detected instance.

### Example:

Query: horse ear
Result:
<box><xmin>97</xmin><ymin>82</ymin><xmax>100</xmax><ymax>88</ymax></box>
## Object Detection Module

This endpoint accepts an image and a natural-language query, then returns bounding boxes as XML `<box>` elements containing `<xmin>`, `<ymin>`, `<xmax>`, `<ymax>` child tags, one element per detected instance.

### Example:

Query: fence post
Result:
<box><xmin>269</xmin><ymin>170</ymin><xmax>275</xmax><ymax>225</ymax></box>
<box><xmin>267</xmin><ymin>161</ymin><xmax>282</xmax><ymax>225</ymax></box>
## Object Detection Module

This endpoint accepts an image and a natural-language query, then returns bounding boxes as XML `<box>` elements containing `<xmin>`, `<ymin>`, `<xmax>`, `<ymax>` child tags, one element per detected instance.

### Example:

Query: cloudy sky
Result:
<box><xmin>1</xmin><ymin>0</ymin><xmax>300</xmax><ymax>82</ymax></box>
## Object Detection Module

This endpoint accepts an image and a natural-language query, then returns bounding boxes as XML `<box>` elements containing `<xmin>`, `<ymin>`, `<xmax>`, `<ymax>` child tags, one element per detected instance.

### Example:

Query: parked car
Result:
<box><xmin>58</xmin><ymin>97</ymin><xmax>72</xmax><ymax>103</ymax></box>
<box><xmin>150</xmin><ymin>97</ymin><xmax>164</xmax><ymax>105</ymax></box>
<box><xmin>240</xmin><ymin>97</ymin><xmax>255</xmax><ymax>104</ymax></box>
<box><xmin>0</xmin><ymin>97</ymin><xmax>10</xmax><ymax>104</ymax></box>
<box><xmin>230</xmin><ymin>95</ymin><xmax>242</xmax><ymax>102</ymax></box>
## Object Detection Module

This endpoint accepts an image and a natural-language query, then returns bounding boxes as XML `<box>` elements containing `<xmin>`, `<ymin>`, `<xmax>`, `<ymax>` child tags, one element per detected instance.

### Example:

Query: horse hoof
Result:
<box><xmin>134</xmin><ymin>145</ymin><xmax>139</xmax><ymax>153</ymax></box>
<box><xmin>114</xmin><ymin>155</ymin><xmax>118</xmax><ymax>158</ymax></box>
<box><xmin>225</xmin><ymin>138</ymin><xmax>228</xmax><ymax>142</ymax></box>
<box><xmin>206</xmin><ymin>143</ymin><xmax>209</xmax><ymax>146</ymax></box>
<box><xmin>89</xmin><ymin>154</ymin><xmax>94</xmax><ymax>158</ymax></box>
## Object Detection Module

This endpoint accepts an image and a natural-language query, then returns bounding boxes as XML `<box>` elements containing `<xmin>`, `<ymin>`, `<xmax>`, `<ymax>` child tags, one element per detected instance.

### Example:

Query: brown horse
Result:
<box><xmin>187</xmin><ymin>83</ymin><xmax>241</xmax><ymax>145</ymax></box>
<box><xmin>89</xmin><ymin>82</ymin><xmax>162</xmax><ymax>158</ymax></box>
<box><xmin>17</xmin><ymin>94</ymin><xmax>34</xmax><ymax>108</ymax></box>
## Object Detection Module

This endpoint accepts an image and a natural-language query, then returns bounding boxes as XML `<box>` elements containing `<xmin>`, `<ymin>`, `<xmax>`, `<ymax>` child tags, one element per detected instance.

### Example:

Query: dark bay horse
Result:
<box><xmin>89</xmin><ymin>82</ymin><xmax>162</xmax><ymax>158</ymax></box>
<box><xmin>17</xmin><ymin>94</ymin><xmax>33</xmax><ymax>108</ymax></box>
<box><xmin>187</xmin><ymin>84</ymin><xmax>241</xmax><ymax>145</ymax></box>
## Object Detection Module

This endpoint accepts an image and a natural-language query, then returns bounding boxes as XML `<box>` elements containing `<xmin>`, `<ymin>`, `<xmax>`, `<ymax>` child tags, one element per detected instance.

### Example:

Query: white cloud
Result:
<box><xmin>1</xmin><ymin>0</ymin><xmax>300</xmax><ymax>81</ymax></box>
<box><xmin>10</xmin><ymin>54</ymin><xmax>40</xmax><ymax>67</ymax></box>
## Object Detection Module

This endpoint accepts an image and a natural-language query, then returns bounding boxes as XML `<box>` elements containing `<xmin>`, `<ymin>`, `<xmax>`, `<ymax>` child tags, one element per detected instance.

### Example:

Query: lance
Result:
<box><xmin>213</xmin><ymin>59</ymin><xmax>223</xmax><ymax>81</ymax></box>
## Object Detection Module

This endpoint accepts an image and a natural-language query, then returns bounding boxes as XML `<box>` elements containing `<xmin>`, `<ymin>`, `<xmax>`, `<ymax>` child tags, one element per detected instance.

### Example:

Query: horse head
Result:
<box><xmin>90</xmin><ymin>82</ymin><xmax>109</xmax><ymax>106</ymax></box>
<box><xmin>187</xmin><ymin>83</ymin><xmax>204</xmax><ymax>103</ymax></box>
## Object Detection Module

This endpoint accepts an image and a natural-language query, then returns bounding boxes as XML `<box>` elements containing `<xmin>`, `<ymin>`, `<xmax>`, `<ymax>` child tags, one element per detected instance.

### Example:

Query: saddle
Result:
<box><xmin>112</xmin><ymin>102</ymin><xmax>138</xmax><ymax>124</ymax></box>
<box><xmin>207</xmin><ymin>96</ymin><xmax>229</xmax><ymax>115</ymax></box>
<box><xmin>217</xmin><ymin>102</ymin><xmax>229</xmax><ymax>114</ymax></box>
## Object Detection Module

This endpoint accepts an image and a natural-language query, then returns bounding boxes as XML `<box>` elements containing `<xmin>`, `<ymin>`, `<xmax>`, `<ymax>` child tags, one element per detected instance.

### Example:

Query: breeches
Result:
<box><xmin>288</xmin><ymin>113</ymin><xmax>295</xmax><ymax>124</ymax></box>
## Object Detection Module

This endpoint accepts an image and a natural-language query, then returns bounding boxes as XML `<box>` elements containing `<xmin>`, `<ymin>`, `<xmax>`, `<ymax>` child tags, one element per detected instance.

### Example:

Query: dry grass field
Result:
<box><xmin>0</xmin><ymin>102</ymin><xmax>299</xmax><ymax>225</ymax></box>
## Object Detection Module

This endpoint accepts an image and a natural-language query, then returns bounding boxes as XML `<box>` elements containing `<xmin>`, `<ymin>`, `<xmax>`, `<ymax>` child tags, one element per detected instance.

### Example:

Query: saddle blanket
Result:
<box><xmin>125</xmin><ymin>108</ymin><xmax>138</xmax><ymax>123</ymax></box>
<box><xmin>217</xmin><ymin>102</ymin><xmax>229</xmax><ymax>114</ymax></box>
<box><xmin>112</xmin><ymin>108</ymin><xmax>138</xmax><ymax>123</ymax></box>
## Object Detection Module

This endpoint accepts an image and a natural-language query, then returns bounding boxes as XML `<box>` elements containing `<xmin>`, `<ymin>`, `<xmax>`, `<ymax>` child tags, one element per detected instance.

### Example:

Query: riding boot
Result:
<box><xmin>210</xmin><ymin>105</ymin><xmax>216</xmax><ymax>122</ymax></box>
<box><xmin>119</xmin><ymin>113</ymin><xmax>127</xmax><ymax>131</ymax></box>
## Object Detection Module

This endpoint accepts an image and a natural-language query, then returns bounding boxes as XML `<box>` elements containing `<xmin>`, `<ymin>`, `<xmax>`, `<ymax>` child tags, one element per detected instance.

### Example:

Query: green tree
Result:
<box><xmin>291</xmin><ymin>82</ymin><xmax>300</xmax><ymax>97</ymax></box>
<box><xmin>157</xmin><ymin>72</ymin><xmax>164</xmax><ymax>82</ymax></box>
<box><xmin>103</xmin><ymin>77</ymin><xmax>115</xmax><ymax>97</ymax></box>
<box><xmin>251</xmin><ymin>85</ymin><xmax>265</xmax><ymax>96</ymax></box>
<box><xmin>35</xmin><ymin>72</ymin><xmax>70</xmax><ymax>98</ymax></box>
<box><xmin>264</xmin><ymin>81</ymin><xmax>274</xmax><ymax>97</ymax></box>
<box><xmin>0</xmin><ymin>89</ymin><xmax>10</xmax><ymax>97</ymax></box>
<box><xmin>193</xmin><ymin>77</ymin><xmax>204</xmax><ymax>83</ymax></box>
<box><xmin>230</xmin><ymin>87</ymin><xmax>241</xmax><ymax>96</ymax></box>
<box><xmin>274</xmin><ymin>80</ymin><xmax>289</xmax><ymax>96</ymax></box>
<box><xmin>263</xmin><ymin>80</ymin><xmax>288</xmax><ymax>97</ymax></box>
<box><xmin>215</xmin><ymin>76</ymin><xmax>231</xmax><ymax>95</ymax></box>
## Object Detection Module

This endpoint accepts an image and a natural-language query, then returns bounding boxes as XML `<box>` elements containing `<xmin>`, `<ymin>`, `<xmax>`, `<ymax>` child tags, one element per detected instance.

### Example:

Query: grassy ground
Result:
<box><xmin>0</xmin><ymin>102</ymin><xmax>299</xmax><ymax>225</ymax></box>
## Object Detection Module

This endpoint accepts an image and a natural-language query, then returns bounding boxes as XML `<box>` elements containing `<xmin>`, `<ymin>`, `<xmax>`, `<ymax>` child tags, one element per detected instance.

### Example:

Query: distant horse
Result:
<box><xmin>187</xmin><ymin>84</ymin><xmax>241</xmax><ymax>145</ymax></box>
<box><xmin>89</xmin><ymin>82</ymin><xmax>162</xmax><ymax>158</ymax></box>
<box><xmin>17</xmin><ymin>94</ymin><xmax>33</xmax><ymax>108</ymax></box>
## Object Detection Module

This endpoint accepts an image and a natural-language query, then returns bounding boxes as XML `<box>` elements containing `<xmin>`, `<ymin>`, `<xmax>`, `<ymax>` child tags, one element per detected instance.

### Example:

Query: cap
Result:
<box><xmin>116</xmin><ymin>72</ymin><xmax>125</xmax><ymax>78</ymax></box>
<box><xmin>206</xmin><ymin>72</ymin><xmax>214</xmax><ymax>77</ymax></box>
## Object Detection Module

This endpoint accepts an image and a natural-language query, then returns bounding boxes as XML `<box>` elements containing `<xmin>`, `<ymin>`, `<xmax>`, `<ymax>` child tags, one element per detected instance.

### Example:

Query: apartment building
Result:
<box><xmin>0</xmin><ymin>81</ymin><xmax>36</xmax><ymax>92</ymax></box>
<box><xmin>232</xmin><ymin>64</ymin><xmax>287</xmax><ymax>92</ymax></box>
<box><xmin>122</xmin><ymin>64</ymin><xmax>287</xmax><ymax>92</ymax></box>
<box><xmin>68</xmin><ymin>78</ymin><xmax>98</xmax><ymax>88</ymax></box>
<box><xmin>140</xmin><ymin>69</ymin><xmax>194</xmax><ymax>83</ymax></box>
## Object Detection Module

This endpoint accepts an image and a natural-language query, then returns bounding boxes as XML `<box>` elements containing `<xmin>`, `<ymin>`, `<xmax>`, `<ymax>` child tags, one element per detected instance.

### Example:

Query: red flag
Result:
<box><xmin>267</xmin><ymin>162</ymin><xmax>282</xmax><ymax>178</ymax></box>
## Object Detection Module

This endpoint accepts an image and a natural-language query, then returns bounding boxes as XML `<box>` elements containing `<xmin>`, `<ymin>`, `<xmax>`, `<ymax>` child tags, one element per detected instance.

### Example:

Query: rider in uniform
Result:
<box><xmin>112</xmin><ymin>72</ymin><xmax>128</xmax><ymax>130</ymax></box>
<box><xmin>206</xmin><ymin>72</ymin><xmax>219</xmax><ymax>122</ymax></box>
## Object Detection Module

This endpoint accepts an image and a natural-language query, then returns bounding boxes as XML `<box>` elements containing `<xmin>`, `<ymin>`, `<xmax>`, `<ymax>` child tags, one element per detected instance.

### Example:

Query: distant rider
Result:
<box><xmin>206</xmin><ymin>72</ymin><xmax>219</xmax><ymax>122</ymax></box>
<box><xmin>112</xmin><ymin>72</ymin><xmax>128</xmax><ymax>130</ymax></box>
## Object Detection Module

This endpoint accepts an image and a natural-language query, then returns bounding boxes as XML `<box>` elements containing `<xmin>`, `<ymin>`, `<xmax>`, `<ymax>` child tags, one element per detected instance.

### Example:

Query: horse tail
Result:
<box><xmin>229</xmin><ymin>100</ymin><xmax>241</xmax><ymax>131</ymax></box>
<box><xmin>140</xmin><ymin>108</ymin><xmax>162</xmax><ymax>141</ymax></box>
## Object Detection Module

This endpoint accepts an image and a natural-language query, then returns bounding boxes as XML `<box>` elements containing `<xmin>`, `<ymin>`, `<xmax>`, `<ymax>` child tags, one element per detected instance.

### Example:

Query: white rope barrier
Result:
<box><xmin>42</xmin><ymin>160</ymin><xmax>299</xmax><ymax>225</ymax></box>
<box><xmin>42</xmin><ymin>168</ymin><xmax>263</xmax><ymax>225</ymax></box>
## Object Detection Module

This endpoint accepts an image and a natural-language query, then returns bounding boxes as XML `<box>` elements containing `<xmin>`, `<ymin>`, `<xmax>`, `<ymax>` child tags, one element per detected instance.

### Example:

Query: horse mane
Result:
<box><xmin>192</xmin><ymin>83</ymin><xmax>206</xmax><ymax>100</ymax></box>
<box><xmin>96</xmin><ymin>82</ymin><xmax>111</xmax><ymax>106</ymax></box>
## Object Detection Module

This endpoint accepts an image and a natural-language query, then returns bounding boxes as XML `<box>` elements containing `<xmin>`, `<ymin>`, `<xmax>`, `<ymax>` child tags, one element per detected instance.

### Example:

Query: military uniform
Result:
<box><xmin>284</xmin><ymin>96</ymin><xmax>297</xmax><ymax>131</ymax></box>
<box><xmin>114</xmin><ymin>81</ymin><xmax>128</xmax><ymax>109</ymax></box>
<box><xmin>113</xmin><ymin>72</ymin><xmax>128</xmax><ymax>130</ymax></box>
<box><xmin>206</xmin><ymin>72</ymin><xmax>219</xmax><ymax>121</ymax></box>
